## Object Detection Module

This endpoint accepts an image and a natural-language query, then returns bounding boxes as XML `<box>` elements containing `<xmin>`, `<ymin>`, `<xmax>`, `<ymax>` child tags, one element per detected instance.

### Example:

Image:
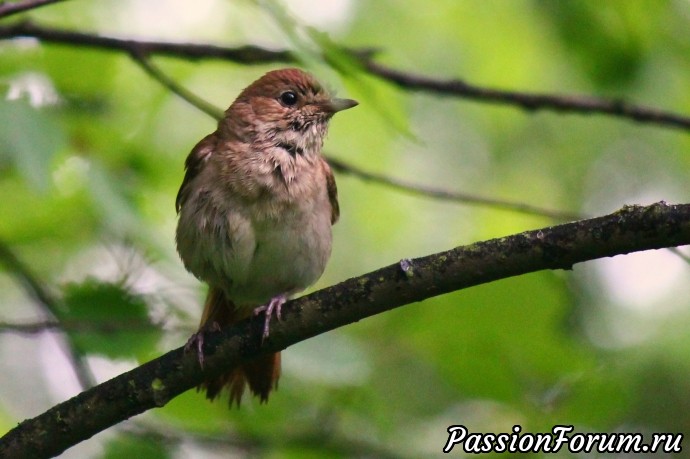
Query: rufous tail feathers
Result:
<box><xmin>199</xmin><ymin>287</ymin><xmax>280</xmax><ymax>407</ymax></box>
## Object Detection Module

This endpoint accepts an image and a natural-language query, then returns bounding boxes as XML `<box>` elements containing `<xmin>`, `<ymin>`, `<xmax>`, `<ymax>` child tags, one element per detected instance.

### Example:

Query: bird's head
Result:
<box><xmin>222</xmin><ymin>68</ymin><xmax>358</xmax><ymax>157</ymax></box>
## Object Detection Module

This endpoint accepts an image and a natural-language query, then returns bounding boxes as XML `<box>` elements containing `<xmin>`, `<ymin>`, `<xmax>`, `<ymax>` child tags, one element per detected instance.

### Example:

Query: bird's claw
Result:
<box><xmin>253</xmin><ymin>294</ymin><xmax>287</xmax><ymax>342</ymax></box>
<box><xmin>184</xmin><ymin>321</ymin><xmax>221</xmax><ymax>369</ymax></box>
<box><xmin>184</xmin><ymin>331</ymin><xmax>206</xmax><ymax>368</ymax></box>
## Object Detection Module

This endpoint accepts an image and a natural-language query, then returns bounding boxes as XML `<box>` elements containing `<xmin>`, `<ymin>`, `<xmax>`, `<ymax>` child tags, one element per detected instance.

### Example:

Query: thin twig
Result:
<box><xmin>0</xmin><ymin>239</ymin><xmax>95</xmax><ymax>389</ymax></box>
<box><xmin>0</xmin><ymin>239</ymin><xmax>56</xmax><ymax>308</ymax></box>
<box><xmin>1</xmin><ymin>21</ymin><xmax>690</xmax><ymax>132</ymax></box>
<box><xmin>129</xmin><ymin>50</ymin><xmax>224</xmax><ymax>120</ymax></box>
<box><xmin>0</xmin><ymin>319</ymin><xmax>179</xmax><ymax>334</ymax></box>
<box><xmin>0</xmin><ymin>320</ymin><xmax>61</xmax><ymax>334</ymax></box>
<box><xmin>327</xmin><ymin>157</ymin><xmax>581</xmax><ymax>221</ymax></box>
<box><xmin>0</xmin><ymin>0</ymin><xmax>67</xmax><ymax>19</ymax></box>
<box><xmin>0</xmin><ymin>20</ymin><xmax>294</xmax><ymax>62</ymax></box>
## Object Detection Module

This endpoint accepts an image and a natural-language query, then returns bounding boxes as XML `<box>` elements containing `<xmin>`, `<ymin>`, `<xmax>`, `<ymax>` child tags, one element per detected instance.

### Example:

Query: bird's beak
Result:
<box><xmin>325</xmin><ymin>98</ymin><xmax>358</xmax><ymax>114</ymax></box>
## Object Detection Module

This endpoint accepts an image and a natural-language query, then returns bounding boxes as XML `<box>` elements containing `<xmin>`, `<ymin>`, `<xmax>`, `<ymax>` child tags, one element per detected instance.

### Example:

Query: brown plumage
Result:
<box><xmin>175</xmin><ymin>68</ymin><xmax>357</xmax><ymax>406</ymax></box>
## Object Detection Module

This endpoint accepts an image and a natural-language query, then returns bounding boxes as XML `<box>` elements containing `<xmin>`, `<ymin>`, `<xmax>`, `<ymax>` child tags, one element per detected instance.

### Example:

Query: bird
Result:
<box><xmin>175</xmin><ymin>68</ymin><xmax>357</xmax><ymax>406</ymax></box>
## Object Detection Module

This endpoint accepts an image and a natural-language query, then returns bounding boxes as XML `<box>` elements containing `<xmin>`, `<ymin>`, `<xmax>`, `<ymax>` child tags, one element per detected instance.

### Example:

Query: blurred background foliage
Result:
<box><xmin>1</xmin><ymin>0</ymin><xmax>690</xmax><ymax>457</ymax></box>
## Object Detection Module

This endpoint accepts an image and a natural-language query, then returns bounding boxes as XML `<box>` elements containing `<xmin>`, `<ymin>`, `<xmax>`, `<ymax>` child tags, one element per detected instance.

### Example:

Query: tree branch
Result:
<box><xmin>0</xmin><ymin>20</ymin><xmax>294</xmax><ymax>62</ymax></box>
<box><xmin>1</xmin><ymin>21</ymin><xmax>690</xmax><ymax>132</ymax></box>
<box><xmin>362</xmin><ymin>61</ymin><xmax>690</xmax><ymax>131</ymax></box>
<box><xmin>129</xmin><ymin>50</ymin><xmax>224</xmax><ymax>120</ymax></box>
<box><xmin>0</xmin><ymin>318</ymin><xmax>175</xmax><ymax>334</ymax></box>
<box><xmin>326</xmin><ymin>157</ymin><xmax>582</xmax><ymax>221</ymax></box>
<box><xmin>0</xmin><ymin>0</ymin><xmax>68</xmax><ymax>19</ymax></box>
<box><xmin>1</xmin><ymin>202</ymin><xmax>689</xmax><ymax>458</ymax></box>
<box><xmin>0</xmin><ymin>240</ymin><xmax>55</xmax><ymax>309</ymax></box>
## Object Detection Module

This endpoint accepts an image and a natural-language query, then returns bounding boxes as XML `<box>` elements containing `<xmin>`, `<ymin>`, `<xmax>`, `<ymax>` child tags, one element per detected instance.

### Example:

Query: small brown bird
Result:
<box><xmin>175</xmin><ymin>68</ymin><xmax>357</xmax><ymax>406</ymax></box>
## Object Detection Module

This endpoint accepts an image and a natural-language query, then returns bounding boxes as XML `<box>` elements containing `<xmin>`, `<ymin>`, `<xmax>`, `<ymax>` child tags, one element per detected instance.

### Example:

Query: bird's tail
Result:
<box><xmin>199</xmin><ymin>287</ymin><xmax>280</xmax><ymax>407</ymax></box>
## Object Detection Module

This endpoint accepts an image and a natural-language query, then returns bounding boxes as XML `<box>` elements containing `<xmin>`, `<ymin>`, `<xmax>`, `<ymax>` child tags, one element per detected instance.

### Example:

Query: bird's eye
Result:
<box><xmin>279</xmin><ymin>91</ymin><xmax>298</xmax><ymax>106</ymax></box>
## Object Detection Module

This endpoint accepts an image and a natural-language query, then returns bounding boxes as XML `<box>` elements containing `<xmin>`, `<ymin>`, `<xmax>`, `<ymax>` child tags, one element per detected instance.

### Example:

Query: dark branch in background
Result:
<box><xmin>0</xmin><ymin>239</ymin><xmax>95</xmax><ymax>389</ymax></box>
<box><xmin>129</xmin><ymin>50</ymin><xmax>224</xmax><ymax>120</ymax></box>
<box><xmin>0</xmin><ymin>20</ymin><xmax>293</xmax><ymax>62</ymax></box>
<box><xmin>363</xmin><ymin>62</ymin><xmax>690</xmax><ymax>131</ymax></box>
<box><xmin>0</xmin><ymin>0</ymin><xmax>67</xmax><ymax>19</ymax></box>
<box><xmin>0</xmin><ymin>319</ymin><xmax>178</xmax><ymax>334</ymax></box>
<box><xmin>0</xmin><ymin>319</ymin><xmax>65</xmax><ymax>334</ymax></box>
<box><xmin>0</xmin><ymin>239</ymin><xmax>57</xmax><ymax>308</ymax></box>
<box><xmin>2</xmin><ymin>202</ymin><xmax>690</xmax><ymax>459</ymax></box>
<box><xmin>326</xmin><ymin>157</ymin><xmax>582</xmax><ymax>221</ymax></box>
<box><xmin>1</xmin><ymin>21</ymin><xmax>690</xmax><ymax>132</ymax></box>
<box><xmin>130</xmin><ymin>52</ymin><xmax>580</xmax><ymax>221</ymax></box>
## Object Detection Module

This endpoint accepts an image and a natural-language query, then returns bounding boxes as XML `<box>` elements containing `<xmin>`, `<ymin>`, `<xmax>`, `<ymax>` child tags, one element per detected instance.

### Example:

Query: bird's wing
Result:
<box><xmin>176</xmin><ymin>132</ymin><xmax>218</xmax><ymax>213</ymax></box>
<box><xmin>321</xmin><ymin>157</ymin><xmax>340</xmax><ymax>225</ymax></box>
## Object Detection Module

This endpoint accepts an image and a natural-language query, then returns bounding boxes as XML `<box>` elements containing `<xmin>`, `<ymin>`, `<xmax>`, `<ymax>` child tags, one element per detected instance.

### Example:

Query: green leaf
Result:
<box><xmin>58</xmin><ymin>278</ymin><xmax>161</xmax><ymax>360</ymax></box>
<box><xmin>0</xmin><ymin>98</ymin><xmax>65</xmax><ymax>191</ymax></box>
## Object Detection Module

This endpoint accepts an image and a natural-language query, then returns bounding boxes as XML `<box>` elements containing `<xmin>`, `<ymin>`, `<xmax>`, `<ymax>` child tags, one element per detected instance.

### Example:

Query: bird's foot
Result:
<box><xmin>253</xmin><ymin>293</ymin><xmax>288</xmax><ymax>342</ymax></box>
<box><xmin>184</xmin><ymin>321</ymin><xmax>221</xmax><ymax>368</ymax></box>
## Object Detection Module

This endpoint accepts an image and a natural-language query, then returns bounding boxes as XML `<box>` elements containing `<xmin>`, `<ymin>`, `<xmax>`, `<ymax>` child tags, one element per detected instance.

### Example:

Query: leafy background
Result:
<box><xmin>1</xmin><ymin>0</ymin><xmax>690</xmax><ymax>457</ymax></box>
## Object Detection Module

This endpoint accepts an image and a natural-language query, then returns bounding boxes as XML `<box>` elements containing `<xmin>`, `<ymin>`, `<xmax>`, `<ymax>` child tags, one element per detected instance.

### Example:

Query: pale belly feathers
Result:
<box><xmin>177</xmin><ymin>190</ymin><xmax>332</xmax><ymax>308</ymax></box>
